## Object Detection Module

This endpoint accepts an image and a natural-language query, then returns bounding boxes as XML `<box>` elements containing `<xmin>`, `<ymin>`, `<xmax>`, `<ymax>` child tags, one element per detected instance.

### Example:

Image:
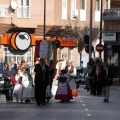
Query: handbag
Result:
<box><xmin>72</xmin><ymin>89</ymin><xmax>78</xmax><ymax>97</ymax></box>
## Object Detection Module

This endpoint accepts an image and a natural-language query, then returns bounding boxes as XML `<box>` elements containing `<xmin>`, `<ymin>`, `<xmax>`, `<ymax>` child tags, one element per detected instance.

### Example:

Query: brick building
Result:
<box><xmin>0</xmin><ymin>0</ymin><xmax>110</xmax><ymax>67</ymax></box>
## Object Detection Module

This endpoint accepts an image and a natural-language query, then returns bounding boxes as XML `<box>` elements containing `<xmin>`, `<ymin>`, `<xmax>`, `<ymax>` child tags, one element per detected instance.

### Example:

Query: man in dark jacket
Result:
<box><xmin>34</xmin><ymin>58</ymin><xmax>49</xmax><ymax>105</ymax></box>
<box><xmin>102</xmin><ymin>62</ymin><xmax>114</xmax><ymax>102</ymax></box>
<box><xmin>90</xmin><ymin>59</ymin><xmax>105</xmax><ymax>95</ymax></box>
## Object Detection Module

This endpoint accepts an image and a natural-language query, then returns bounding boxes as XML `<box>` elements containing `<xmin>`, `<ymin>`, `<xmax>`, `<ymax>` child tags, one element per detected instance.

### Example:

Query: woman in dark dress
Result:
<box><xmin>34</xmin><ymin>58</ymin><xmax>49</xmax><ymax>105</ymax></box>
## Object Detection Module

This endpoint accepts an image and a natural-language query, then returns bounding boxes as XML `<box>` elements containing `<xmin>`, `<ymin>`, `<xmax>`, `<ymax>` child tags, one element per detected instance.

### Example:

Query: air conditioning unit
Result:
<box><xmin>71</xmin><ymin>9</ymin><xmax>78</xmax><ymax>19</ymax></box>
<box><xmin>0</xmin><ymin>9</ymin><xmax>5</xmax><ymax>17</ymax></box>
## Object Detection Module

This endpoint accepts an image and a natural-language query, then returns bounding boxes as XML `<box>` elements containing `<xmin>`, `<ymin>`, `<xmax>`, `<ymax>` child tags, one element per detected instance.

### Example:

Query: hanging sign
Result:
<box><xmin>39</xmin><ymin>40</ymin><xmax>48</xmax><ymax>59</ymax></box>
<box><xmin>47</xmin><ymin>41</ymin><xmax>52</xmax><ymax>59</ymax></box>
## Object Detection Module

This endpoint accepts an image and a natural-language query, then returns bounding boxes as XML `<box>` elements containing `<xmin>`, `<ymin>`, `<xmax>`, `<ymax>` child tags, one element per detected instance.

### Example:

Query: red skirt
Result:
<box><xmin>55</xmin><ymin>82</ymin><xmax>73</xmax><ymax>100</ymax></box>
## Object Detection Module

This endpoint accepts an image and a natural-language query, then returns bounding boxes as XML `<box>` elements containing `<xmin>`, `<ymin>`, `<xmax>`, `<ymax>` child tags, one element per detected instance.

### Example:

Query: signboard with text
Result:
<box><xmin>103</xmin><ymin>33</ymin><xmax>116</xmax><ymax>41</ymax></box>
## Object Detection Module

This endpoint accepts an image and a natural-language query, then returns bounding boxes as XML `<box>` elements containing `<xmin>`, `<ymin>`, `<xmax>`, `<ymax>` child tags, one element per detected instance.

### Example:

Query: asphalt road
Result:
<box><xmin>0</xmin><ymin>85</ymin><xmax>120</xmax><ymax>120</ymax></box>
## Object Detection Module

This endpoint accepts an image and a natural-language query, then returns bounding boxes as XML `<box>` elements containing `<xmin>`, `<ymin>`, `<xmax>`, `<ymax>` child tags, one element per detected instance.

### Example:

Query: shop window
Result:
<box><xmin>3</xmin><ymin>47</ymin><xmax>32</xmax><ymax>65</ymax></box>
<box><xmin>113</xmin><ymin>52</ymin><xmax>118</xmax><ymax>66</ymax></box>
<box><xmin>17</xmin><ymin>0</ymin><xmax>30</xmax><ymax>18</ymax></box>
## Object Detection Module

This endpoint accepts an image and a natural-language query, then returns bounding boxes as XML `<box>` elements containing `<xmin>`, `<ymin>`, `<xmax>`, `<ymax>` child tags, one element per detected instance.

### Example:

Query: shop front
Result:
<box><xmin>103</xmin><ymin>32</ymin><xmax>120</xmax><ymax>78</ymax></box>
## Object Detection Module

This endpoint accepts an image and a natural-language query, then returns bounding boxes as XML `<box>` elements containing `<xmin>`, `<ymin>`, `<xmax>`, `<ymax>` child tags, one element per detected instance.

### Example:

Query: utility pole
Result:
<box><xmin>43</xmin><ymin>0</ymin><xmax>46</xmax><ymax>40</ymax></box>
<box><xmin>89</xmin><ymin>0</ymin><xmax>93</xmax><ymax>59</ymax></box>
<box><xmin>99</xmin><ymin>0</ymin><xmax>103</xmax><ymax>58</ymax></box>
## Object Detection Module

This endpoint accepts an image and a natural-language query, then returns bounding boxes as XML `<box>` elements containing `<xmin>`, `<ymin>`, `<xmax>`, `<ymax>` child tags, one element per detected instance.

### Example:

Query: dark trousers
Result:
<box><xmin>5</xmin><ymin>89</ymin><xmax>13</xmax><ymax>101</ymax></box>
<box><xmin>35</xmin><ymin>84</ymin><xmax>46</xmax><ymax>104</ymax></box>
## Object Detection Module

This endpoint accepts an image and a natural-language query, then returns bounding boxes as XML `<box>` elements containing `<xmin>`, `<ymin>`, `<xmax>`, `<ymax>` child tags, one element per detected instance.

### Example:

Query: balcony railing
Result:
<box><xmin>103</xmin><ymin>8</ymin><xmax>120</xmax><ymax>20</ymax></box>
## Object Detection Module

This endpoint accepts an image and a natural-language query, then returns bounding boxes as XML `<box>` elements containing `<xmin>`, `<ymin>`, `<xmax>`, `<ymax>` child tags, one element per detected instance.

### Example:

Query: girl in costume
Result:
<box><xmin>55</xmin><ymin>69</ymin><xmax>73</xmax><ymax>103</ymax></box>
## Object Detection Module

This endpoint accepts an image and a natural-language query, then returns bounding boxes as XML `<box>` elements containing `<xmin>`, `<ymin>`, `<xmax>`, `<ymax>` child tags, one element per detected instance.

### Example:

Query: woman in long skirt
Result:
<box><xmin>21</xmin><ymin>68</ymin><xmax>35</xmax><ymax>103</ymax></box>
<box><xmin>55</xmin><ymin>70</ymin><xmax>73</xmax><ymax>103</ymax></box>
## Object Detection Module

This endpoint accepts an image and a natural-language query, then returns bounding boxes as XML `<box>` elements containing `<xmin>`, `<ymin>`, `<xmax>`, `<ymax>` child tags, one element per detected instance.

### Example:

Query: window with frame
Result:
<box><xmin>3</xmin><ymin>47</ymin><xmax>32</xmax><ymax>65</ymax></box>
<box><xmin>80</xmin><ymin>0</ymin><xmax>85</xmax><ymax>10</ymax></box>
<box><xmin>96</xmin><ymin>0</ymin><xmax>100</xmax><ymax>11</ymax></box>
<box><xmin>17</xmin><ymin>0</ymin><xmax>30</xmax><ymax>18</ymax></box>
<box><xmin>62</xmin><ymin>0</ymin><xmax>67</xmax><ymax>19</ymax></box>
<box><xmin>106</xmin><ymin>0</ymin><xmax>108</xmax><ymax>9</ymax></box>
<box><xmin>71</xmin><ymin>0</ymin><xmax>76</xmax><ymax>10</ymax></box>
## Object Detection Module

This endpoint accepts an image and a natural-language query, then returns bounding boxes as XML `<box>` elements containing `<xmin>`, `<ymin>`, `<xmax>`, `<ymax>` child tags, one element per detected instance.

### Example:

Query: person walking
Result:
<box><xmin>21</xmin><ymin>68</ymin><xmax>35</xmax><ymax>103</ymax></box>
<box><xmin>102</xmin><ymin>62</ymin><xmax>114</xmax><ymax>102</ymax></box>
<box><xmin>10</xmin><ymin>58</ymin><xmax>17</xmax><ymax>72</ymax></box>
<box><xmin>85</xmin><ymin>58</ymin><xmax>94</xmax><ymax>91</ymax></box>
<box><xmin>34</xmin><ymin>58</ymin><xmax>49</xmax><ymax>106</ymax></box>
<box><xmin>90</xmin><ymin>60</ymin><xmax>105</xmax><ymax>95</ymax></box>
<box><xmin>55</xmin><ymin>69</ymin><xmax>73</xmax><ymax>103</ymax></box>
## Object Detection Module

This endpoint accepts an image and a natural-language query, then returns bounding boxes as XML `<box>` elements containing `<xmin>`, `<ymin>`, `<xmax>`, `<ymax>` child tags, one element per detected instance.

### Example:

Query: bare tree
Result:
<box><xmin>50</xmin><ymin>17</ymin><xmax>100</xmax><ymax>65</ymax></box>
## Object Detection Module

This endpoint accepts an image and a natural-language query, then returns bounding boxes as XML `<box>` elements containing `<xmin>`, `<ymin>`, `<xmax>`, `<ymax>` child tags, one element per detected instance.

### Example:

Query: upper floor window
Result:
<box><xmin>96</xmin><ymin>0</ymin><xmax>100</xmax><ymax>11</ymax></box>
<box><xmin>106</xmin><ymin>0</ymin><xmax>109</xmax><ymax>9</ymax></box>
<box><xmin>17</xmin><ymin>0</ymin><xmax>30</xmax><ymax>18</ymax></box>
<box><xmin>62</xmin><ymin>0</ymin><xmax>67</xmax><ymax>19</ymax></box>
<box><xmin>71</xmin><ymin>0</ymin><xmax>76</xmax><ymax>10</ymax></box>
<box><xmin>80</xmin><ymin>0</ymin><xmax>85</xmax><ymax>10</ymax></box>
<box><xmin>71</xmin><ymin>0</ymin><xmax>77</xmax><ymax>20</ymax></box>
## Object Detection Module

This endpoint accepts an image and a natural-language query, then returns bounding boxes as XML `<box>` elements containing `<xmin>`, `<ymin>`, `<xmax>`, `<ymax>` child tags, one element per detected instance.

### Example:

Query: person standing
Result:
<box><xmin>85</xmin><ymin>58</ymin><xmax>94</xmax><ymax>91</ymax></box>
<box><xmin>3</xmin><ymin>64</ymin><xmax>16</xmax><ymax>101</ymax></box>
<box><xmin>13</xmin><ymin>69</ymin><xmax>23</xmax><ymax>102</ymax></box>
<box><xmin>102</xmin><ymin>62</ymin><xmax>114</xmax><ymax>102</ymax></box>
<box><xmin>10</xmin><ymin>58</ymin><xmax>17</xmax><ymax>72</ymax></box>
<box><xmin>34</xmin><ymin>58</ymin><xmax>49</xmax><ymax>106</ymax></box>
<box><xmin>21</xmin><ymin>68</ymin><xmax>35</xmax><ymax>103</ymax></box>
<box><xmin>90</xmin><ymin>60</ymin><xmax>105</xmax><ymax>95</ymax></box>
<box><xmin>55</xmin><ymin>69</ymin><xmax>73</xmax><ymax>103</ymax></box>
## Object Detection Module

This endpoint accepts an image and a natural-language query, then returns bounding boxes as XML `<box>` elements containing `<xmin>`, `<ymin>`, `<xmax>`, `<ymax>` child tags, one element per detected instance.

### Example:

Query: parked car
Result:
<box><xmin>74</xmin><ymin>73</ymin><xmax>88</xmax><ymax>89</ymax></box>
<box><xmin>0</xmin><ymin>62</ymin><xmax>5</xmax><ymax>94</ymax></box>
<box><xmin>0</xmin><ymin>74</ymin><xmax>5</xmax><ymax>94</ymax></box>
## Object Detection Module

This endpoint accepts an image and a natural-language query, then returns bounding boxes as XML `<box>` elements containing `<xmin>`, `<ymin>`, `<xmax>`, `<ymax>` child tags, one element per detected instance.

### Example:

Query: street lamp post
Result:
<box><xmin>99</xmin><ymin>0</ymin><xmax>103</xmax><ymax>58</ymax></box>
<box><xmin>89</xmin><ymin>0</ymin><xmax>93</xmax><ymax>59</ymax></box>
<box><xmin>43</xmin><ymin>0</ymin><xmax>46</xmax><ymax>40</ymax></box>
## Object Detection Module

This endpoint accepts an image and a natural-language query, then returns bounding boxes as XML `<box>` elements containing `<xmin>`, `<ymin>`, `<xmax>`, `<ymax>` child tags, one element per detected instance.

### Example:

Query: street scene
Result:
<box><xmin>0</xmin><ymin>82</ymin><xmax>120</xmax><ymax>120</ymax></box>
<box><xmin>0</xmin><ymin>0</ymin><xmax>120</xmax><ymax>120</ymax></box>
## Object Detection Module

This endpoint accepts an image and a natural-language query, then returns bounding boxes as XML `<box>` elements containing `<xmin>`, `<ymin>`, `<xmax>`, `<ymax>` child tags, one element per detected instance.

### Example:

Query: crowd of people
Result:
<box><xmin>85</xmin><ymin>58</ymin><xmax>114</xmax><ymax>102</ymax></box>
<box><xmin>0</xmin><ymin>56</ymin><xmax>114</xmax><ymax>105</ymax></box>
<box><xmin>0</xmin><ymin>56</ymin><xmax>78</xmax><ymax>105</ymax></box>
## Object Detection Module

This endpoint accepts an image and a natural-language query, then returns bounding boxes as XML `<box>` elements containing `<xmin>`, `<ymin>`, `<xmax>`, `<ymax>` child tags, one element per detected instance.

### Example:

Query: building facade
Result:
<box><xmin>103</xmin><ymin>0</ymin><xmax>120</xmax><ymax>77</ymax></box>
<box><xmin>0</xmin><ymin>0</ymin><xmax>110</xmax><ymax>67</ymax></box>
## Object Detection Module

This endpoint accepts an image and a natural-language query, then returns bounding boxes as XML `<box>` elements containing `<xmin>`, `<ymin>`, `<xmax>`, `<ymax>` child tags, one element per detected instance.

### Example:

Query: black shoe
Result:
<box><xmin>103</xmin><ymin>99</ymin><xmax>106</xmax><ymax>102</ymax></box>
<box><xmin>106</xmin><ymin>99</ymin><xmax>109</xmax><ymax>102</ymax></box>
<box><xmin>47</xmin><ymin>99</ymin><xmax>49</xmax><ymax>103</ymax></box>
<box><xmin>66</xmin><ymin>100</ymin><xmax>70</xmax><ymax>103</ymax></box>
<box><xmin>37</xmin><ymin>103</ymin><xmax>40</xmax><ymax>106</ymax></box>
<box><xmin>60</xmin><ymin>100</ymin><xmax>65</xmax><ymax>103</ymax></box>
<box><xmin>42</xmin><ymin>102</ymin><xmax>45</xmax><ymax>105</ymax></box>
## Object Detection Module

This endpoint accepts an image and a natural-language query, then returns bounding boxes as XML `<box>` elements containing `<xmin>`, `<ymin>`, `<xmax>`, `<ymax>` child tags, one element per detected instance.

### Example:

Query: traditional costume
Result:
<box><xmin>55</xmin><ymin>74</ymin><xmax>73</xmax><ymax>102</ymax></box>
